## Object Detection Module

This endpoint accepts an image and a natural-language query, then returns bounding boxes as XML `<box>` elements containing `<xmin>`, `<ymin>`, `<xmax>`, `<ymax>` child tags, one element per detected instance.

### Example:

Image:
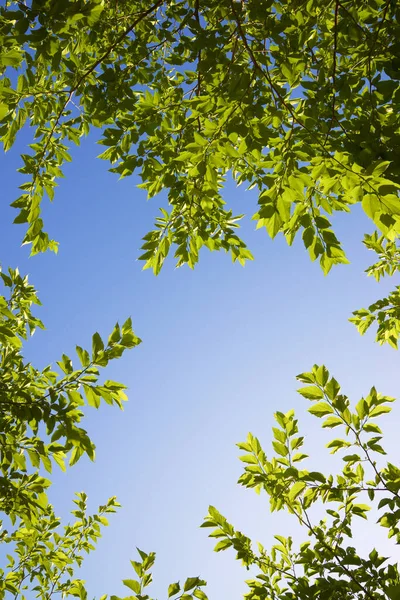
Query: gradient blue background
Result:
<box><xmin>1</xmin><ymin>130</ymin><xmax>399</xmax><ymax>598</ymax></box>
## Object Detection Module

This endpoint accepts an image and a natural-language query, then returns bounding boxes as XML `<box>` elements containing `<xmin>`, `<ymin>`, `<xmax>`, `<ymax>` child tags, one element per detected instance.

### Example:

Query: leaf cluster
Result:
<box><xmin>1</xmin><ymin>0</ymin><xmax>399</xmax><ymax>274</ymax></box>
<box><xmin>202</xmin><ymin>364</ymin><xmax>400</xmax><ymax>599</ymax></box>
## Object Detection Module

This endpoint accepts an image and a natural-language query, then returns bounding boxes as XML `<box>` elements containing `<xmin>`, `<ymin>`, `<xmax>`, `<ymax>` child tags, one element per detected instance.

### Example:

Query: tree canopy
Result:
<box><xmin>1</xmin><ymin>0</ymin><xmax>400</xmax><ymax>599</ymax></box>
<box><xmin>1</xmin><ymin>0</ymin><xmax>399</xmax><ymax>272</ymax></box>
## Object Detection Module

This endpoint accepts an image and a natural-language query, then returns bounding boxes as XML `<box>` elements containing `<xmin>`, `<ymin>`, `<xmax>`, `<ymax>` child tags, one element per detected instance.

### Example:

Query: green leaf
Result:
<box><xmin>272</xmin><ymin>441</ymin><xmax>289</xmax><ymax>456</ymax></box>
<box><xmin>307</xmin><ymin>471</ymin><xmax>326</xmax><ymax>483</ymax></box>
<box><xmin>184</xmin><ymin>578</ymin><xmax>202</xmax><ymax>592</ymax></box>
<box><xmin>367</xmin><ymin>160</ymin><xmax>391</xmax><ymax>177</ymax></box>
<box><xmin>92</xmin><ymin>332</ymin><xmax>104</xmax><ymax>357</ymax></box>
<box><xmin>214</xmin><ymin>539</ymin><xmax>232</xmax><ymax>551</ymax></box>
<box><xmin>308</xmin><ymin>402</ymin><xmax>334</xmax><ymax>417</ymax></box>
<box><xmin>342</xmin><ymin>454</ymin><xmax>361</xmax><ymax>462</ymax></box>
<box><xmin>316</xmin><ymin>365</ymin><xmax>329</xmax><ymax>386</ymax></box>
<box><xmin>0</xmin><ymin>103</ymin><xmax>9</xmax><ymax>120</ymax></box>
<box><xmin>369</xmin><ymin>405</ymin><xmax>392</xmax><ymax>417</ymax></box>
<box><xmin>122</xmin><ymin>580</ymin><xmax>140</xmax><ymax>593</ymax></box>
<box><xmin>321</xmin><ymin>416</ymin><xmax>343</xmax><ymax>428</ymax></box>
<box><xmin>363</xmin><ymin>423</ymin><xmax>382</xmax><ymax>433</ymax></box>
<box><xmin>297</xmin><ymin>386</ymin><xmax>324</xmax><ymax>400</ymax></box>
<box><xmin>326</xmin><ymin>439</ymin><xmax>350</xmax><ymax>452</ymax></box>
<box><xmin>239</xmin><ymin>454</ymin><xmax>258</xmax><ymax>464</ymax></box>
<box><xmin>84</xmin><ymin>384</ymin><xmax>101</xmax><ymax>408</ymax></box>
<box><xmin>325</xmin><ymin>378</ymin><xmax>340</xmax><ymax>400</ymax></box>
<box><xmin>108</xmin><ymin>323</ymin><xmax>121</xmax><ymax>345</ymax></box>
<box><xmin>353</xmin><ymin>503</ymin><xmax>371</xmax><ymax>512</ymax></box>
<box><xmin>355</xmin><ymin>398</ymin><xmax>368</xmax><ymax>419</ymax></box>
<box><xmin>168</xmin><ymin>582</ymin><xmax>181</xmax><ymax>597</ymax></box>
<box><xmin>0</xmin><ymin>48</ymin><xmax>23</xmax><ymax>67</ymax></box>
<box><xmin>292</xmin><ymin>453</ymin><xmax>308</xmax><ymax>462</ymax></box>
<box><xmin>76</xmin><ymin>345</ymin><xmax>91</xmax><ymax>367</ymax></box>
<box><xmin>289</xmin><ymin>481</ymin><xmax>306</xmax><ymax>501</ymax></box>
<box><xmin>387</xmin><ymin>585</ymin><xmax>400</xmax><ymax>600</ymax></box>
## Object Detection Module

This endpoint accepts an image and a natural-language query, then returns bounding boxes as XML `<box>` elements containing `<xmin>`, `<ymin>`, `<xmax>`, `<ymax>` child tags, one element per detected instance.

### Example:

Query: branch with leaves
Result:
<box><xmin>1</xmin><ymin>0</ymin><xmax>398</xmax><ymax>270</ymax></box>
<box><xmin>201</xmin><ymin>364</ymin><xmax>400</xmax><ymax>599</ymax></box>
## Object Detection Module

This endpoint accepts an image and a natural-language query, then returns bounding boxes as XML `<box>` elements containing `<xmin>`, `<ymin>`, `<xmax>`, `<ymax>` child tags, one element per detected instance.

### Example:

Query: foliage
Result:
<box><xmin>1</xmin><ymin>0</ymin><xmax>400</xmax><ymax>598</ymax></box>
<box><xmin>1</xmin><ymin>0</ymin><xmax>400</xmax><ymax>273</ymax></box>
<box><xmin>0</xmin><ymin>265</ymin><xmax>145</xmax><ymax>597</ymax></box>
<box><xmin>0</xmin><ymin>269</ymin><xmax>208</xmax><ymax>599</ymax></box>
<box><xmin>0</xmin><ymin>265</ymin><xmax>140</xmax><ymax>524</ymax></box>
<box><xmin>1</xmin><ymin>494</ymin><xmax>120</xmax><ymax>599</ymax></box>
<box><xmin>113</xmin><ymin>550</ymin><xmax>208</xmax><ymax>600</ymax></box>
<box><xmin>363</xmin><ymin>232</ymin><xmax>400</xmax><ymax>282</ymax></box>
<box><xmin>202</xmin><ymin>364</ymin><xmax>400</xmax><ymax>599</ymax></box>
<box><xmin>0</xmin><ymin>494</ymin><xmax>209</xmax><ymax>600</ymax></box>
<box><xmin>349</xmin><ymin>233</ymin><xmax>400</xmax><ymax>348</ymax></box>
<box><xmin>350</xmin><ymin>286</ymin><xmax>400</xmax><ymax>349</ymax></box>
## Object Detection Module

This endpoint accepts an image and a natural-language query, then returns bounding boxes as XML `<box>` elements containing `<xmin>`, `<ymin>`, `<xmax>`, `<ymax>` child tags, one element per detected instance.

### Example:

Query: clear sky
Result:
<box><xmin>1</xmin><ymin>130</ymin><xmax>400</xmax><ymax>598</ymax></box>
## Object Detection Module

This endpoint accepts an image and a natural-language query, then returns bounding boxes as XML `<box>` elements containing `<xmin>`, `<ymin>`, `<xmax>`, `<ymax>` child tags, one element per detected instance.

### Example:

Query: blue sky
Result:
<box><xmin>2</xmin><ymin>130</ymin><xmax>400</xmax><ymax>598</ymax></box>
